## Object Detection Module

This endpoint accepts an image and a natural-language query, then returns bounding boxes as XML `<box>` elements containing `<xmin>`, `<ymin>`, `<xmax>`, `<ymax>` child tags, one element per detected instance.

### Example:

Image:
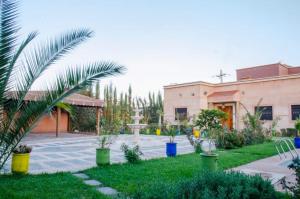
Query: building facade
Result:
<box><xmin>164</xmin><ymin>63</ymin><xmax>300</xmax><ymax>130</ymax></box>
<box><xmin>7</xmin><ymin>91</ymin><xmax>104</xmax><ymax>135</ymax></box>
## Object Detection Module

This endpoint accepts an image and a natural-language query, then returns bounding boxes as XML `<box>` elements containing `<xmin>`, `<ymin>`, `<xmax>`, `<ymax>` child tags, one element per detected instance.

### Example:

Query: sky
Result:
<box><xmin>20</xmin><ymin>0</ymin><xmax>300</xmax><ymax>98</ymax></box>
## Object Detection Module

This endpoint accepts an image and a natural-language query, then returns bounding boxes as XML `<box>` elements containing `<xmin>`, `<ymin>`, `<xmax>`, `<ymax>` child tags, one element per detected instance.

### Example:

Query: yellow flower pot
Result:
<box><xmin>156</xmin><ymin>129</ymin><xmax>161</xmax><ymax>136</ymax></box>
<box><xmin>194</xmin><ymin>130</ymin><xmax>200</xmax><ymax>138</ymax></box>
<box><xmin>11</xmin><ymin>153</ymin><xmax>30</xmax><ymax>174</ymax></box>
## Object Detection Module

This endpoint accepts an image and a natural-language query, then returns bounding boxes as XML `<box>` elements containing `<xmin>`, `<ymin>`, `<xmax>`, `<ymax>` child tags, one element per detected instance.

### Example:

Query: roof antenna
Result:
<box><xmin>213</xmin><ymin>69</ymin><xmax>230</xmax><ymax>83</ymax></box>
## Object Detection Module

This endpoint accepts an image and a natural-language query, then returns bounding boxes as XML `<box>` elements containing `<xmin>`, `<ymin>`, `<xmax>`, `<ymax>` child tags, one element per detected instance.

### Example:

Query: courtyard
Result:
<box><xmin>0</xmin><ymin>137</ymin><xmax>294</xmax><ymax>198</ymax></box>
<box><xmin>3</xmin><ymin>134</ymin><xmax>194</xmax><ymax>174</ymax></box>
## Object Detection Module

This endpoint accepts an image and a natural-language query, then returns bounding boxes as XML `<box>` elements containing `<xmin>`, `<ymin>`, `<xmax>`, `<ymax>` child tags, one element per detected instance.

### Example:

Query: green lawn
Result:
<box><xmin>0</xmin><ymin>173</ymin><xmax>108</xmax><ymax>199</ymax></box>
<box><xmin>0</xmin><ymin>142</ymin><xmax>279</xmax><ymax>199</ymax></box>
<box><xmin>84</xmin><ymin>141</ymin><xmax>278</xmax><ymax>194</ymax></box>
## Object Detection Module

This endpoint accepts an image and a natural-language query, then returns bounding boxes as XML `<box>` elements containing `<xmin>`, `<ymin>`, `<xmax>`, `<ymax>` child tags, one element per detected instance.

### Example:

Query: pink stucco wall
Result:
<box><xmin>164</xmin><ymin>75</ymin><xmax>300</xmax><ymax>130</ymax></box>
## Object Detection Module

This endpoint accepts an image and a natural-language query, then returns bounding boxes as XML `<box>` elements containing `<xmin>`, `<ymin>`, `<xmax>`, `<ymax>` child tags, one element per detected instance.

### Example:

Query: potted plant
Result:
<box><xmin>195</xmin><ymin>109</ymin><xmax>227</xmax><ymax>171</ymax></box>
<box><xmin>156</xmin><ymin>128</ymin><xmax>161</xmax><ymax>136</ymax></box>
<box><xmin>294</xmin><ymin>118</ymin><xmax>300</xmax><ymax>148</ymax></box>
<box><xmin>11</xmin><ymin>145</ymin><xmax>32</xmax><ymax>174</ymax></box>
<box><xmin>156</xmin><ymin>109</ymin><xmax>163</xmax><ymax>136</ymax></box>
<box><xmin>166</xmin><ymin>125</ymin><xmax>177</xmax><ymax>157</ymax></box>
<box><xmin>96</xmin><ymin>135</ymin><xmax>115</xmax><ymax>166</ymax></box>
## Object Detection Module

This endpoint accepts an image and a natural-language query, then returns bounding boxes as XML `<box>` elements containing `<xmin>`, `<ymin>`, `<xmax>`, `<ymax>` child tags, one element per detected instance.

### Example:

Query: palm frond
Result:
<box><xmin>15</xmin><ymin>29</ymin><xmax>93</xmax><ymax>101</ymax></box>
<box><xmin>55</xmin><ymin>102</ymin><xmax>74</xmax><ymax>119</ymax></box>
<box><xmin>0</xmin><ymin>62</ymin><xmax>125</xmax><ymax>169</ymax></box>
<box><xmin>4</xmin><ymin>32</ymin><xmax>38</xmax><ymax>94</ymax></box>
<box><xmin>0</xmin><ymin>0</ymin><xmax>19</xmax><ymax>104</ymax></box>
<box><xmin>3</xmin><ymin>29</ymin><xmax>93</xmax><ymax>136</ymax></box>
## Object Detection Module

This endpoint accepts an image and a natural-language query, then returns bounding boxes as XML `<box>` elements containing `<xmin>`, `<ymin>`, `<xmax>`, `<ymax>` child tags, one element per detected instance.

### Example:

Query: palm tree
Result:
<box><xmin>0</xmin><ymin>0</ymin><xmax>125</xmax><ymax>170</ymax></box>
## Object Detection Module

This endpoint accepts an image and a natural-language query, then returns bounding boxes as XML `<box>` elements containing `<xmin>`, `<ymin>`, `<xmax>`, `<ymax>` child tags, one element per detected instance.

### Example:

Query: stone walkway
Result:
<box><xmin>3</xmin><ymin>134</ymin><xmax>194</xmax><ymax>174</ymax></box>
<box><xmin>72</xmin><ymin>172</ymin><xmax>119</xmax><ymax>197</ymax></box>
<box><xmin>231</xmin><ymin>149</ymin><xmax>300</xmax><ymax>192</ymax></box>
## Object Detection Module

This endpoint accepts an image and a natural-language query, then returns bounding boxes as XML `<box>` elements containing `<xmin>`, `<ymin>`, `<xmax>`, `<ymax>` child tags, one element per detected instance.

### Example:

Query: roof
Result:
<box><xmin>6</xmin><ymin>91</ymin><xmax>104</xmax><ymax>107</ymax></box>
<box><xmin>164</xmin><ymin>72</ymin><xmax>300</xmax><ymax>89</ymax></box>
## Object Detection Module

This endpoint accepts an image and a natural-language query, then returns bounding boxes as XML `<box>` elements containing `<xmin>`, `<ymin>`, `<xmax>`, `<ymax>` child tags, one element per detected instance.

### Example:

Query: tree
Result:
<box><xmin>195</xmin><ymin>109</ymin><xmax>227</xmax><ymax>131</ymax></box>
<box><xmin>0</xmin><ymin>0</ymin><xmax>125</xmax><ymax>170</ymax></box>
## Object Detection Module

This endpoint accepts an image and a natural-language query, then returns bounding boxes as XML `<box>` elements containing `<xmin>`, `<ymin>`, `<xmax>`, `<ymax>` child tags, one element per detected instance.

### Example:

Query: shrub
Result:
<box><xmin>71</xmin><ymin>106</ymin><xmax>96</xmax><ymax>132</ymax></box>
<box><xmin>281</xmin><ymin>128</ymin><xmax>297</xmax><ymax>137</ymax></box>
<box><xmin>121</xmin><ymin>144</ymin><xmax>143</xmax><ymax>163</ymax></box>
<box><xmin>281</xmin><ymin>158</ymin><xmax>300</xmax><ymax>198</ymax></box>
<box><xmin>13</xmin><ymin>145</ymin><xmax>32</xmax><ymax>154</ymax></box>
<box><xmin>130</xmin><ymin>171</ymin><xmax>277</xmax><ymax>199</ymax></box>
<box><xmin>217</xmin><ymin>129</ymin><xmax>245</xmax><ymax>149</ymax></box>
<box><xmin>295</xmin><ymin>119</ymin><xmax>300</xmax><ymax>137</ymax></box>
<box><xmin>241</xmin><ymin>111</ymin><xmax>266</xmax><ymax>145</ymax></box>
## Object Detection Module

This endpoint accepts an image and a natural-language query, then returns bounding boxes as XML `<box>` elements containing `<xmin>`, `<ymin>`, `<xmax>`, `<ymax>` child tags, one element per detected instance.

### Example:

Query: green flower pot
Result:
<box><xmin>96</xmin><ymin>148</ymin><xmax>110</xmax><ymax>166</ymax></box>
<box><xmin>200</xmin><ymin>153</ymin><xmax>218</xmax><ymax>171</ymax></box>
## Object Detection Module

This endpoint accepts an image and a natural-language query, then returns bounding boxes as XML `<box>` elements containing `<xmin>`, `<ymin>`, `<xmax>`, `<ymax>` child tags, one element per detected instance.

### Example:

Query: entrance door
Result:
<box><xmin>217</xmin><ymin>106</ymin><xmax>233</xmax><ymax>130</ymax></box>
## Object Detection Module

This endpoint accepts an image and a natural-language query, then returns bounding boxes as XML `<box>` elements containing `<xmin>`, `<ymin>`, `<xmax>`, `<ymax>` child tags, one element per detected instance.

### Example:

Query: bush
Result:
<box><xmin>121</xmin><ymin>144</ymin><xmax>143</xmax><ymax>163</ymax></box>
<box><xmin>217</xmin><ymin>129</ymin><xmax>245</xmax><ymax>149</ymax></box>
<box><xmin>281</xmin><ymin>158</ymin><xmax>300</xmax><ymax>198</ymax></box>
<box><xmin>241</xmin><ymin>111</ymin><xmax>266</xmax><ymax>145</ymax></box>
<box><xmin>130</xmin><ymin>171</ymin><xmax>277</xmax><ymax>199</ymax></box>
<box><xmin>71</xmin><ymin>106</ymin><xmax>96</xmax><ymax>132</ymax></box>
<box><xmin>281</xmin><ymin>128</ymin><xmax>297</xmax><ymax>137</ymax></box>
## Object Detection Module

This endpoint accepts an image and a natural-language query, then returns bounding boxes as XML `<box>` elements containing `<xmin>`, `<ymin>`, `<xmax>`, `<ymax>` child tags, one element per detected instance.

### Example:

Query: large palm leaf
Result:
<box><xmin>0</xmin><ymin>0</ymin><xmax>125</xmax><ymax>170</ymax></box>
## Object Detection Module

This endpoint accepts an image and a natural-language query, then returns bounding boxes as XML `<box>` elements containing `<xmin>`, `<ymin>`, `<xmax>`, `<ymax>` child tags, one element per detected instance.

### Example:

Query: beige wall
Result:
<box><xmin>164</xmin><ymin>76</ymin><xmax>300</xmax><ymax>130</ymax></box>
<box><xmin>164</xmin><ymin>85</ymin><xmax>201</xmax><ymax>123</ymax></box>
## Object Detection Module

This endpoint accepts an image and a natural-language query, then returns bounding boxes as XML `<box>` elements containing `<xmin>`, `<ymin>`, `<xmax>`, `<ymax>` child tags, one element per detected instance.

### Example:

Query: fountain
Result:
<box><xmin>127</xmin><ymin>108</ymin><xmax>147</xmax><ymax>143</ymax></box>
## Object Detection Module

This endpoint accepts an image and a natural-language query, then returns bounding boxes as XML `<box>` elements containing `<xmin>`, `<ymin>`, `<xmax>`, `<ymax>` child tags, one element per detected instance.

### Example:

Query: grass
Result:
<box><xmin>0</xmin><ymin>172</ymin><xmax>108</xmax><ymax>199</ymax></box>
<box><xmin>0</xmin><ymin>141</ymin><xmax>282</xmax><ymax>198</ymax></box>
<box><xmin>85</xmin><ymin>141</ymin><xmax>278</xmax><ymax>194</ymax></box>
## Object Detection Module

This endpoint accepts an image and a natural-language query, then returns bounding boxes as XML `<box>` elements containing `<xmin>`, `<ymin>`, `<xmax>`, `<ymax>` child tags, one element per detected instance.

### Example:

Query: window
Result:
<box><xmin>175</xmin><ymin>108</ymin><xmax>187</xmax><ymax>121</ymax></box>
<box><xmin>255</xmin><ymin>106</ymin><xmax>273</xmax><ymax>120</ymax></box>
<box><xmin>292</xmin><ymin>105</ymin><xmax>300</xmax><ymax>120</ymax></box>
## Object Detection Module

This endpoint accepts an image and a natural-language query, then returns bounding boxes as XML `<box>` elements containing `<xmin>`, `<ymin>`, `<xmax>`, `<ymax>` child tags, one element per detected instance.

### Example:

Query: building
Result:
<box><xmin>6</xmin><ymin>91</ymin><xmax>104</xmax><ymax>135</ymax></box>
<box><xmin>163</xmin><ymin>63</ymin><xmax>300</xmax><ymax>130</ymax></box>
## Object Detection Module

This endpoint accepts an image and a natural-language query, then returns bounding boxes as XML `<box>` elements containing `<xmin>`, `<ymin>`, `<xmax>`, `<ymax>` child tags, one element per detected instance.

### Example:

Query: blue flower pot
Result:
<box><xmin>166</xmin><ymin>143</ymin><xmax>177</xmax><ymax>157</ymax></box>
<box><xmin>294</xmin><ymin>137</ymin><xmax>300</xmax><ymax>148</ymax></box>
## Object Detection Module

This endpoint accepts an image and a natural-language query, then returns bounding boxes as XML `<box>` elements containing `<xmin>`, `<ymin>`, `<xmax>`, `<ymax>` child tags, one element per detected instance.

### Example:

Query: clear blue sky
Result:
<box><xmin>20</xmin><ymin>0</ymin><xmax>300</xmax><ymax>97</ymax></box>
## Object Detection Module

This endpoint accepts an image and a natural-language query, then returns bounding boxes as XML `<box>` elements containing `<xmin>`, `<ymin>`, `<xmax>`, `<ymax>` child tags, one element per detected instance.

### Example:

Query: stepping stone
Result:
<box><xmin>97</xmin><ymin>187</ymin><xmax>118</xmax><ymax>196</ymax></box>
<box><xmin>73</xmin><ymin>173</ymin><xmax>89</xmax><ymax>179</ymax></box>
<box><xmin>84</xmin><ymin>179</ymin><xmax>102</xmax><ymax>186</ymax></box>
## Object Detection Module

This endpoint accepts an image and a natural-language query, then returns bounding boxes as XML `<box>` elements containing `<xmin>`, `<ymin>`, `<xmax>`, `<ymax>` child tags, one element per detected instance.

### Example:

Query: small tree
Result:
<box><xmin>195</xmin><ymin>109</ymin><xmax>227</xmax><ymax>154</ymax></box>
<box><xmin>195</xmin><ymin>109</ymin><xmax>227</xmax><ymax>132</ymax></box>
<box><xmin>240</xmin><ymin>99</ymin><xmax>268</xmax><ymax>145</ymax></box>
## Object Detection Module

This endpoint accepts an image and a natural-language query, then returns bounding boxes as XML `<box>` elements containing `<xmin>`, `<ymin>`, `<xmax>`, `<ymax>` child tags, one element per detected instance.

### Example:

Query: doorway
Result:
<box><xmin>217</xmin><ymin>105</ymin><xmax>233</xmax><ymax>130</ymax></box>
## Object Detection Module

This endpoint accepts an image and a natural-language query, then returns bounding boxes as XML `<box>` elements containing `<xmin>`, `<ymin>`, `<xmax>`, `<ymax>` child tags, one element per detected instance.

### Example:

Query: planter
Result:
<box><xmin>294</xmin><ymin>137</ymin><xmax>300</xmax><ymax>148</ymax></box>
<box><xmin>11</xmin><ymin>153</ymin><xmax>30</xmax><ymax>174</ymax></box>
<box><xmin>156</xmin><ymin>129</ymin><xmax>161</xmax><ymax>136</ymax></box>
<box><xmin>194</xmin><ymin>130</ymin><xmax>200</xmax><ymax>138</ymax></box>
<box><xmin>96</xmin><ymin>148</ymin><xmax>110</xmax><ymax>166</ymax></box>
<box><xmin>166</xmin><ymin>143</ymin><xmax>177</xmax><ymax>157</ymax></box>
<box><xmin>200</xmin><ymin>153</ymin><xmax>218</xmax><ymax>171</ymax></box>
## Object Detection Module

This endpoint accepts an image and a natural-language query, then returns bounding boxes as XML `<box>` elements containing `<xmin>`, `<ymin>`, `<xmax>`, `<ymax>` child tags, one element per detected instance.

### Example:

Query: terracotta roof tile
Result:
<box><xmin>6</xmin><ymin>91</ymin><xmax>103</xmax><ymax>107</ymax></box>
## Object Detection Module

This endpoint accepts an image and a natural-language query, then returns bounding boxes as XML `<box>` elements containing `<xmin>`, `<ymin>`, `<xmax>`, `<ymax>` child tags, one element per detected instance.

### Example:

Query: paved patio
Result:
<box><xmin>3</xmin><ymin>133</ymin><xmax>194</xmax><ymax>174</ymax></box>
<box><xmin>232</xmin><ymin>149</ymin><xmax>299</xmax><ymax>192</ymax></box>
